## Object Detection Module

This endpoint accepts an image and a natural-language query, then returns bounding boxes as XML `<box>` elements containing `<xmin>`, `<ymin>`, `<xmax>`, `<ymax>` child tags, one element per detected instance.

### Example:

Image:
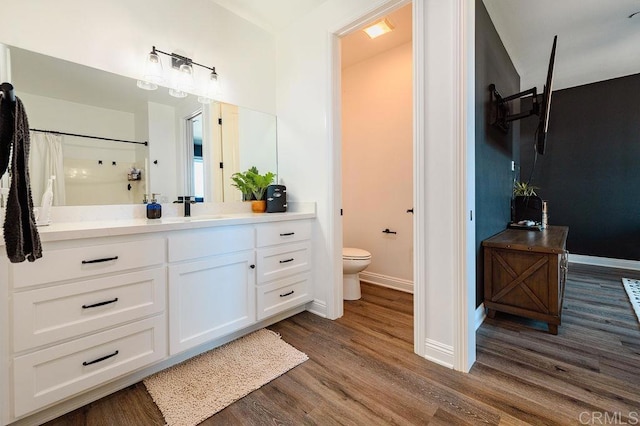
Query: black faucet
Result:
<box><xmin>182</xmin><ymin>196</ymin><xmax>194</xmax><ymax>217</ymax></box>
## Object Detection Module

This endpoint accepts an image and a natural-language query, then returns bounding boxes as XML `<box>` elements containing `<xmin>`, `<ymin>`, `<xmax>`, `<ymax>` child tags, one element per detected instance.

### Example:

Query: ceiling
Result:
<box><xmin>341</xmin><ymin>3</ymin><xmax>412</xmax><ymax>69</ymax></box>
<box><xmin>483</xmin><ymin>0</ymin><xmax>640</xmax><ymax>91</ymax></box>
<box><xmin>14</xmin><ymin>1</ymin><xmax>639</xmax><ymax>110</ymax></box>
<box><xmin>209</xmin><ymin>0</ymin><xmax>640</xmax><ymax>91</ymax></box>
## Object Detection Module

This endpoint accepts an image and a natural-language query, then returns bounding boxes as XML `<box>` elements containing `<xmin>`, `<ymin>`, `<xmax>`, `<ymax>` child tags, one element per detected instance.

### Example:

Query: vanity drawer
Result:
<box><xmin>13</xmin><ymin>268</ymin><xmax>166</xmax><ymax>352</ymax></box>
<box><xmin>256</xmin><ymin>220</ymin><xmax>312</xmax><ymax>247</ymax></box>
<box><xmin>168</xmin><ymin>225</ymin><xmax>254</xmax><ymax>262</ymax></box>
<box><xmin>256</xmin><ymin>242</ymin><xmax>311</xmax><ymax>284</ymax></box>
<box><xmin>256</xmin><ymin>273</ymin><xmax>311</xmax><ymax>320</ymax></box>
<box><xmin>13</xmin><ymin>315</ymin><xmax>166</xmax><ymax>418</ymax></box>
<box><xmin>11</xmin><ymin>239</ymin><xmax>165</xmax><ymax>289</ymax></box>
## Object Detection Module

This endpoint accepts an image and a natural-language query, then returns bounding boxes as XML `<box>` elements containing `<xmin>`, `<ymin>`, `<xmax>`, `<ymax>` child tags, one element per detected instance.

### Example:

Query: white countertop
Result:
<box><xmin>1</xmin><ymin>202</ymin><xmax>316</xmax><ymax>244</ymax></box>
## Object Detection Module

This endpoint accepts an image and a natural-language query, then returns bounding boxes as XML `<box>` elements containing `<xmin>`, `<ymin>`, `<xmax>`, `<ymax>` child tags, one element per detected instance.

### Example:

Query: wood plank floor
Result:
<box><xmin>44</xmin><ymin>263</ymin><xmax>640</xmax><ymax>425</ymax></box>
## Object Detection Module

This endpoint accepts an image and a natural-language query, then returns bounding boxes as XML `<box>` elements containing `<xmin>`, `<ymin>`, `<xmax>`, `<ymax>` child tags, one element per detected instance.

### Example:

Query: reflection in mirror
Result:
<box><xmin>186</xmin><ymin>111</ymin><xmax>204</xmax><ymax>201</ymax></box>
<box><xmin>4</xmin><ymin>44</ymin><xmax>277</xmax><ymax>206</ymax></box>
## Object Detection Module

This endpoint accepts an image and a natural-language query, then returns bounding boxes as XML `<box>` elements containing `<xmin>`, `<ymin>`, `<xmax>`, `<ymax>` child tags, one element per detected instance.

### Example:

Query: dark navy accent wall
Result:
<box><xmin>475</xmin><ymin>0</ymin><xmax>520</xmax><ymax>306</ymax></box>
<box><xmin>520</xmin><ymin>73</ymin><xmax>640</xmax><ymax>261</ymax></box>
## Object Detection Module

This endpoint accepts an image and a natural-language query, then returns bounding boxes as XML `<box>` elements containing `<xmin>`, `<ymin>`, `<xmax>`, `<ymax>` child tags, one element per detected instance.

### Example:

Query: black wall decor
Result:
<box><xmin>520</xmin><ymin>73</ymin><xmax>640</xmax><ymax>261</ymax></box>
<box><xmin>474</xmin><ymin>0</ymin><xmax>520</xmax><ymax>307</ymax></box>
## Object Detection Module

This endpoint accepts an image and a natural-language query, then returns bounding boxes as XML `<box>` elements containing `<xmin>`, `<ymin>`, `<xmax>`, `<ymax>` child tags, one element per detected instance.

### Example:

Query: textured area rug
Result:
<box><xmin>622</xmin><ymin>278</ymin><xmax>640</xmax><ymax>323</ymax></box>
<box><xmin>144</xmin><ymin>329</ymin><xmax>308</xmax><ymax>426</ymax></box>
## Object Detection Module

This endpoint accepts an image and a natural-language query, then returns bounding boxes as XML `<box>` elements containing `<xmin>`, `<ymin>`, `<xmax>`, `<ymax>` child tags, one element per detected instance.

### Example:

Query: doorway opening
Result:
<box><xmin>339</xmin><ymin>2</ymin><xmax>414</xmax><ymax>337</ymax></box>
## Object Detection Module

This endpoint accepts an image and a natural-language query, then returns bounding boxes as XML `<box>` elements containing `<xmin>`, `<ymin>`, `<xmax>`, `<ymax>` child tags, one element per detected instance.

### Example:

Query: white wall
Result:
<box><xmin>342</xmin><ymin>42</ymin><xmax>413</xmax><ymax>288</ymax></box>
<box><xmin>0</xmin><ymin>0</ymin><xmax>276</xmax><ymax>114</ymax></box>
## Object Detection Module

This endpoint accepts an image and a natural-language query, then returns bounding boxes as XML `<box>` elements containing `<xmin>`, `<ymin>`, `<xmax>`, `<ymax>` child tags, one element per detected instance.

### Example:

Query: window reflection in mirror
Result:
<box><xmin>186</xmin><ymin>111</ymin><xmax>204</xmax><ymax>201</ymax></box>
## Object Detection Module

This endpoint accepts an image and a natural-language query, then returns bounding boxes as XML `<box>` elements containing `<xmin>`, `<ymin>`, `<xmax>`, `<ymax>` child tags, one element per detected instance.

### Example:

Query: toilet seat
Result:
<box><xmin>343</xmin><ymin>247</ymin><xmax>371</xmax><ymax>260</ymax></box>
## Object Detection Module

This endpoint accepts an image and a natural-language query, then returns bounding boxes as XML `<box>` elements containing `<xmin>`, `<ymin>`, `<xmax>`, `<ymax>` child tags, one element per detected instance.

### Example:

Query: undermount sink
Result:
<box><xmin>159</xmin><ymin>215</ymin><xmax>228</xmax><ymax>223</ymax></box>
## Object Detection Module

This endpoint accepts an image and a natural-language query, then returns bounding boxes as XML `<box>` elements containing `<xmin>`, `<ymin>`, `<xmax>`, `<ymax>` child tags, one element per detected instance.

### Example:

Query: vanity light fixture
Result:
<box><xmin>136</xmin><ymin>46</ymin><xmax>220</xmax><ymax>103</ymax></box>
<box><xmin>363</xmin><ymin>18</ymin><xmax>395</xmax><ymax>39</ymax></box>
<box><xmin>197</xmin><ymin>69</ymin><xmax>220</xmax><ymax>104</ymax></box>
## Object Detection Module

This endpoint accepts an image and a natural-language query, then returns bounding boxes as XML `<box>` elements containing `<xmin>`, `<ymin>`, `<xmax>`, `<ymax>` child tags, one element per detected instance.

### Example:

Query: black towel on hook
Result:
<box><xmin>1</xmin><ymin>96</ymin><xmax>42</xmax><ymax>263</ymax></box>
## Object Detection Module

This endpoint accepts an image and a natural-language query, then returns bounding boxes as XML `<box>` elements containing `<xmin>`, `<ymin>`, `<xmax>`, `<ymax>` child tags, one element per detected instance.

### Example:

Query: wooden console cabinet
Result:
<box><xmin>482</xmin><ymin>226</ymin><xmax>569</xmax><ymax>334</ymax></box>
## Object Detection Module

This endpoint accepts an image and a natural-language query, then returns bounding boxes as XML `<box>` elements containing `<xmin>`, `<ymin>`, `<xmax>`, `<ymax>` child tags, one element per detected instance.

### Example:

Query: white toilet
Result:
<box><xmin>343</xmin><ymin>247</ymin><xmax>372</xmax><ymax>300</ymax></box>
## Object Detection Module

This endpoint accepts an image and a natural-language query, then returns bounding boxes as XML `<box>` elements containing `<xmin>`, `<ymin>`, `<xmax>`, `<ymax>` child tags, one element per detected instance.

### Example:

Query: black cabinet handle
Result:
<box><xmin>382</xmin><ymin>228</ymin><xmax>397</xmax><ymax>234</ymax></box>
<box><xmin>406</xmin><ymin>208</ymin><xmax>414</xmax><ymax>213</ymax></box>
<box><xmin>279</xmin><ymin>232</ymin><xmax>295</xmax><ymax>236</ymax></box>
<box><xmin>250</xmin><ymin>264</ymin><xmax>256</xmax><ymax>269</ymax></box>
<box><xmin>82</xmin><ymin>350</ymin><xmax>119</xmax><ymax>366</ymax></box>
<box><xmin>279</xmin><ymin>258</ymin><xmax>294</xmax><ymax>264</ymax></box>
<box><xmin>82</xmin><ymin>298</ymin><xmax>119</xmax><ymax>309</ymax></box>
<box><xmin>280</xmin><ymin>290</ymin><xmax>295</xmax><ymax>298</ymax></box>
<box><xmin>82</xmin><ymin>256</ymin><xmax>119</xmax><ymax>265</ymax></box>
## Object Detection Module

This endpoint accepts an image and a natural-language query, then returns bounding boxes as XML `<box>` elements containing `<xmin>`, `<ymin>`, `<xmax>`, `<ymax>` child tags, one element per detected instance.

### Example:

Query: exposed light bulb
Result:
<box><xmin>136</xmin><ymin>80</ymin><xmax>158</xmax><ymax>91</ymax></box>
<box><xmin>197</xmin><ymin>70</ymin><xmax>220</xmax><ymax>104</ymax></box>
<box><xmin>169</xmin><ymin>88</ymin><xmax>188</xmax><ymax>98</ymax></box>
<box><xmin>142</xmin><ymin>48</ymin><xmax>164</xmax><ymax>85</ymax></box>
<box><xmin>176</xmin><ymin>64</ymin><xmax>195</xmax><ymax>92</ymax></box>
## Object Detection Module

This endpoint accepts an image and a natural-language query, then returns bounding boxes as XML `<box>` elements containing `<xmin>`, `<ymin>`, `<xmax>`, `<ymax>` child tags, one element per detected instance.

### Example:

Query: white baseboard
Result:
<box><xmin>359</xmin><ymin>271</ymin><xmax>413</xmax><ymax>294</ymax></box>
<box><xmin>569</xmin><ymin>254</ymin><xmax>640</xmax><ymax>271</ymax></box>
<box><xmin>306</xmin><ymin>299</ymin><xmax>327</xmax><ymax>318</ymax></box>
<box><xmin>422</xmin><ymin>338</ymin><xmax>454</xmax><ymax>369</ymax></box>
<box><xmin>475</xmin><ymin>303</ymin><xmax>486</xmax><ymax>330</ymax></box>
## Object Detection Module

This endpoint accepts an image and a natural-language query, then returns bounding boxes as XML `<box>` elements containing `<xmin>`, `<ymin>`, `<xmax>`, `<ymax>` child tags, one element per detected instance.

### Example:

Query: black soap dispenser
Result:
<box><xmin>146</xmin><ymin>193</ymin><xmax>162</xmax><ymax>219</ymax></box>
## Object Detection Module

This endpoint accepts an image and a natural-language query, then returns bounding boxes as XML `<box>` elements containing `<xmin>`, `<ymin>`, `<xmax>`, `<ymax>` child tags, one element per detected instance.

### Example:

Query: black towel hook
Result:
<box><xmin>0</xmin><ymin>82</ymin><xmax>15</xmax><ymax>103</ymax></box>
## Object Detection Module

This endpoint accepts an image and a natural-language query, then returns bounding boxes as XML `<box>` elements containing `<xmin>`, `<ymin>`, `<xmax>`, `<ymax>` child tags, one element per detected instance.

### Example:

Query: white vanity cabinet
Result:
<box><xmin>0</xmin><ymin>210</ymin><xmax>315</xmax><ymax>425</ymax></box>
<box><xmin>7</xmin><ymin>237</ymin><xmax>167</xmax><ymax>418</ymax></box>
<box><xmin>167</xmin><ymin>226</ymin><xmax>256</xmax><ymax>355</ymax></box>
<box><xmin>255</xmin><ymin>220</ymin><xmax>313</xmax><ymax>320</ymax></box>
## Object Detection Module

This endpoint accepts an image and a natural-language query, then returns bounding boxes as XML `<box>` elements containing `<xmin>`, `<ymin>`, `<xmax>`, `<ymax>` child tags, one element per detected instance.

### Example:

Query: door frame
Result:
<box><xmin>327</xmin><ymin>0</ymin><xmax>476</xmax><ymax>371</ymax></box>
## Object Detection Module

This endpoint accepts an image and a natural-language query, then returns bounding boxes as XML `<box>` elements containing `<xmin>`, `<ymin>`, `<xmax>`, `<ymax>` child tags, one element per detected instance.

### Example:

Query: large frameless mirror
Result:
<box><xmin>3</xmin><ymin>44</ymin><xmax>277</xmax><ymax>206</ymax></box>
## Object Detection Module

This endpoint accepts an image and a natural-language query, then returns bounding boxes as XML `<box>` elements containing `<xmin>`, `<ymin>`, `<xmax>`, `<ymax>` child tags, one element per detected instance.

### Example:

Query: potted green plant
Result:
<box><xmin>513</xmin><ymin>180</ymin><xmax>538</xmax><ymax>197</ymax></box>
<box><xmin>231</xmin><ymin>166</ymin><xmax>275</xmax><ymax>212</ymax></box>
<box><xmin>230</xmin><ymin>168</ymin><xmax>255</xmax><ymax>201</ymax></box>
<box><xmin>512</xmin><ymin>180</ymin><xmax>542</xmax><ymax>223</ymax></box>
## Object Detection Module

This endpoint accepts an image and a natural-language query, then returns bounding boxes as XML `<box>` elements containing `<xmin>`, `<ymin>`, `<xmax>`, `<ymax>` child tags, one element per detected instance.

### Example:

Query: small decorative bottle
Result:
<box><xmin>146</xmin><ymin>193</ymin><xmax>162</xmax><ymax>219</ymax></box>
<box><xmin>541</xmin><ymin>201</ymin><xmax>548</xmax><ymax>230</ymax></box>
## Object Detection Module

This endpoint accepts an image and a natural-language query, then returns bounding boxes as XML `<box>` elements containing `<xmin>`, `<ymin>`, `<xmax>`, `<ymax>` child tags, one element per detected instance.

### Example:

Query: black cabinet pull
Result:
<box><xmin>280</xmin><ymin>290</ymin><xmax>295</xmax><ymax>298</ymax></box>
<box><xmin>82</xmin><ymin>298</ymin><xmax>119</xmax><ymax>309</ymax></box>
<box><xmin>250</xmin><ymin>264</ymin><xmax>256</xmax><ymax>269</ymax></box>
<box><xmin>382</xmin><ymin>228</ymin><xmax>397</xmax><ymax>234</ymax></box>
<box><xmin>82</xmin><ymin>256</ymin><xmax>119</xmax><ymax>265</ymax></box>
<box><xmin>279</xmin><ymin>258</ymin><xmax>294</xmax><ymax>264</ymax></box>
<box><xmin>406</xmin><ymin>208</ymin><xmax>414</xmax><ymax>213</ymax></box>
<box><xmin>82</xmin><ymin>350</ymin><xmax>119</xmax><ymax>366</ymax></box>
<box><xmin>279</xmin><ymin>232</ymin><xmax>295</xmax><ymax>236</ymax></box>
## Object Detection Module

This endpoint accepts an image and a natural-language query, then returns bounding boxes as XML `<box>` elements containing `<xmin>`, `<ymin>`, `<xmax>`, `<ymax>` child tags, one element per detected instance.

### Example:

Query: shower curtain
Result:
<box><xmin>29</xmin><ymin>131</ymin><xmax>65</xmax><ymax>206</ymax></box>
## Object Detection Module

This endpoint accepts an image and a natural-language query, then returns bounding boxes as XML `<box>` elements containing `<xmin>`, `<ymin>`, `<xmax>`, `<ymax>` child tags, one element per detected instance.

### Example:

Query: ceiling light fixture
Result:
<box><xmin>363</xmin><ymin>18</ymin><xmax>395</xmax><ymax>39</ymax></box>
<box><xmin>137</xmin><ymin>46</ymin><xmax>220</xmax><ymax>104</ymax></box>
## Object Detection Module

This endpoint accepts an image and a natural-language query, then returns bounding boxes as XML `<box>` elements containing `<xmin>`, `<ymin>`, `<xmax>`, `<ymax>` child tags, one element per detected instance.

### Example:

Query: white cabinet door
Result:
<box><xmin>168</xmin><ymin>251</ymin><xmax>256</xmax><ymax>355</ymax></box>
